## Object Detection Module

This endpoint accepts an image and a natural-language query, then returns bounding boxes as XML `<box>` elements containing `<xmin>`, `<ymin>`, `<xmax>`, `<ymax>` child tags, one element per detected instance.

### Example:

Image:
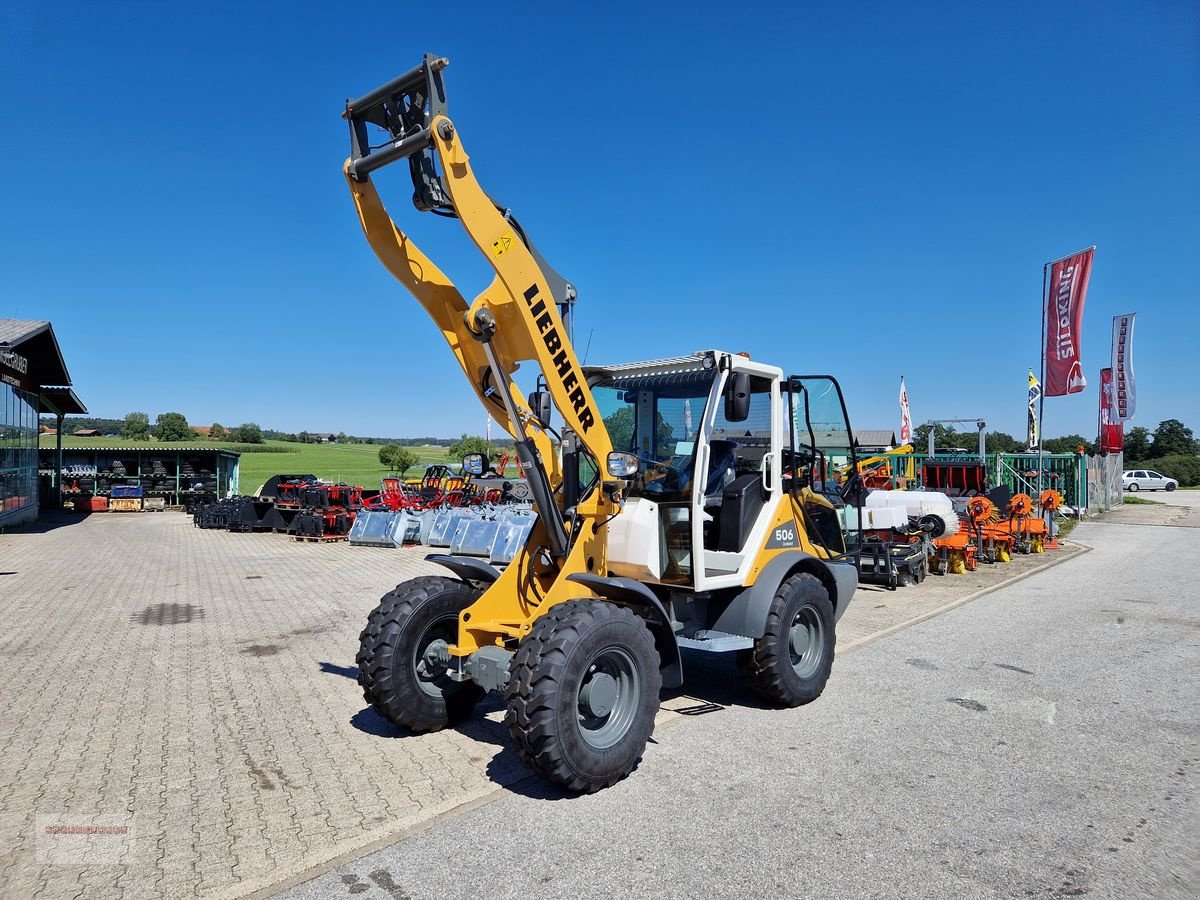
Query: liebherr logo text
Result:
<box><xmin>524</xmin><ymin>283</ymin><xmax>595</xmax><ymax>432</ymax></box>
<box><xmin>1053</xmin><ymin>264</ymin><xmax>1077</xmax><ymax>361</ymax></box>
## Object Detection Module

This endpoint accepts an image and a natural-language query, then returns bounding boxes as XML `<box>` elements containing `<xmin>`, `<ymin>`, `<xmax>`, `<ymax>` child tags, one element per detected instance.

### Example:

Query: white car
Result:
<box><xmin>1123</xmin><ymin>469</ymin><xmax>1178</xmax><ymax>492</ymax></box>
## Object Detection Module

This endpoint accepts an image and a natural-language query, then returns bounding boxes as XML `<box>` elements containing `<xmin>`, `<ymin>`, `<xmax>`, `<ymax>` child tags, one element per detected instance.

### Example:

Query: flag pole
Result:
<box><xmin>1038</xmin><ymin>262</ymin><xmax>1048</xmax><ymax>495</ymax></box>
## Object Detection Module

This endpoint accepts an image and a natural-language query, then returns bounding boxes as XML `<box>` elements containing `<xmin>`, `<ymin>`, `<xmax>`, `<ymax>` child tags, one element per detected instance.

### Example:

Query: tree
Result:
<box><xmin>379</xmin><ymin>444</ymin><xmax>419</xmax><ymax>475</ymax></box>
<box><xmin>1123</xmin><ymin>426</ymin><xmax>1151</xmax><ymax>462</ymax></box>
<box><xmin>985</xmin><ymin>431</ymin><xmax>1022</xmax><ymax>453</ymax></box>
<box><xmin>447</xmin><ymin>434</ymin><xmax>497</xmax><ymax>463</ymax></box>
<box><xmin>912</xmin><ymin>423</ymin><xmax>960</xmax><ymax>453</ymax></box>
<box><xmin>120</xmin><ymin>411</ymin><xmax>151</xmax><ymax>441</ymax></box>
<box><xmin>337</xmin><ymin>431</ymin><xmax>349</xmax><ymax>444</ymax></box>
<box><xmin>1151</xmin><ymin>419</ymin><xmax>1197</xmax><ymax>458</ymax></box>
<box><xmin>209</xmin><ymin>423</ymin><xmax>228</xmax><ymax>441</ymax></box>
<box><xmin>602</xmin><ymin>407</ymin><xmax>675</xmax><ymax>454</ymax></box>
<box><xmin>1043</xmin><ymin>434</ymin><xmax>1095</xmax><ymax>455</ymax></box>
<box><xmin>228</xmin><ymin>422</ymin><xmax>264</xmax><ymax>444</ymax></box>
<box><xmin>153</xmin><ymin>411</ymin><xmax>192</xmax><ymax>442</ymax></box>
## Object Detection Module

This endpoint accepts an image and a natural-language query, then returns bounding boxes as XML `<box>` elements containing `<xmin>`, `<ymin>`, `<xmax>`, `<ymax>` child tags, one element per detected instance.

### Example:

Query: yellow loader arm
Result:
<box><xmin>343</xmin><ymin>54</ymin><xmax>621</xmax><ymax>651</ymax></box>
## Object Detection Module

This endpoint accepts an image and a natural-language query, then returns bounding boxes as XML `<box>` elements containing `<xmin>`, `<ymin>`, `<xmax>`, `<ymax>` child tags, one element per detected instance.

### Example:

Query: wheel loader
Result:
<box><xmin>344</xmin><ymin>55</ymin><xmax>865</xmax><ymax>792</ymax></box>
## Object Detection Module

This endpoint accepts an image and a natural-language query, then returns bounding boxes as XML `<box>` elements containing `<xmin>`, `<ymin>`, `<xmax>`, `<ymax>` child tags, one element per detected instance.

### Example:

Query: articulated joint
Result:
<box><xmin>465</xmin><ymin>305</ymin><xmax>497</xmax><ymax>343</ymax></box>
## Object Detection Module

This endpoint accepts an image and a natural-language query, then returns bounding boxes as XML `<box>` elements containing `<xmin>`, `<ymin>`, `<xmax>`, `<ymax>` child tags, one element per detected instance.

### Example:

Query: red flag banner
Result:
<box><xmin>1044</xmin><ymin>247</ymin><xmax>1095</xmax><ymax>397</ymax></box>
<box><xmin>1098</xmin><ymin>367</ymin><xmax>1123</xmax><ymax>453</ymax></box>
<box><xmin>898</xmin><ymin>377</ymin><xmax>912</xmax><ymax>444</ymax></box>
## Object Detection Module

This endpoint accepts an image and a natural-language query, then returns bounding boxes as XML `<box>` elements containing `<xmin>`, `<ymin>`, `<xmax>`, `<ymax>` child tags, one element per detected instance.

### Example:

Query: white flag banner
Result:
<box><xmin>899</xmin><ymin>377</ymin><xmax>912</xmax><ymax>444</ymax></box>
<box><xmin>1111</xmin><ymin>313</ymin><xmax>1136</xmax><ymax>422</ymax></box>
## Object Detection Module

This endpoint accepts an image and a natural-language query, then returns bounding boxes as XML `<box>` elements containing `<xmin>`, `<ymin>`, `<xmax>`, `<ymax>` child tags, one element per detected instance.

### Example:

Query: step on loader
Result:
<box><xmin>343</xmin><ymin>55</ymin><xmax>865</xmax><ymax>792</ymax></box>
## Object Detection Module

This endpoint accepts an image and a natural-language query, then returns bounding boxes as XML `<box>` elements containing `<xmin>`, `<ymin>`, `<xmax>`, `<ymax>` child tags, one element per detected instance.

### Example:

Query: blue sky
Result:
<box><xmin>2</xmin><ymin>1</ymin><xmax>1196</xmax><ymax>441</ymax></box>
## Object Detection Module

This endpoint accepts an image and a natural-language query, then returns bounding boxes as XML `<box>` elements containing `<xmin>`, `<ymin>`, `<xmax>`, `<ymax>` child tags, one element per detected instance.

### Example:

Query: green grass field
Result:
<box><xmin>39</xmin><ymin>436</ymin><xmax>452</xmax><ymax>493</ymax></box>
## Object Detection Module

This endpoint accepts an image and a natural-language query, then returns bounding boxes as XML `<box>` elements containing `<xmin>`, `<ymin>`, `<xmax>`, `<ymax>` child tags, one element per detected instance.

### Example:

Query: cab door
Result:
<box><xmin>784</xmin><ymin>376</ymin><xmax>863</xmax><ymax>560</ymax></box>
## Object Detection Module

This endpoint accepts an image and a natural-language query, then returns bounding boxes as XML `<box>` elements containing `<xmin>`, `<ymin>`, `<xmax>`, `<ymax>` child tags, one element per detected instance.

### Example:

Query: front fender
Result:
<box><xmin>567</xmin><ymin>574</ymin><xmax>683</xmax><ymax>689</ymax></box>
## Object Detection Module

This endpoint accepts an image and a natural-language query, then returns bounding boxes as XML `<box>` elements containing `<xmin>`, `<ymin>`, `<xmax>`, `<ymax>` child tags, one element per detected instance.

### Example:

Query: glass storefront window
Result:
<box><xmin>0</xmin><ymin>382</ymin><xmax>39</xmax><ymax>524</ymax></box>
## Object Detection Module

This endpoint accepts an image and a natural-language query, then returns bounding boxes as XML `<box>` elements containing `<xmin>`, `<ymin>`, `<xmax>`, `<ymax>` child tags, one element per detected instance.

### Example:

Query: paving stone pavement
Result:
<box><xmin>0</xmin><ymin>511</ymin><xmax>1081</xmax><ymax>899</ymax></box>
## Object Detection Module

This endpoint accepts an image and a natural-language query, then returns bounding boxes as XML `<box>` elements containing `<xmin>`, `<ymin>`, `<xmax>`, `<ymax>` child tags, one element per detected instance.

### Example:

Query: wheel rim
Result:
<box><xmin>788</xmin><ymin>604</ymin><xmax>825</xmax><ymax>679</ymax></box>
<box><xmin>409</xmin><ymin>614</ymin><xmax>457</xmax><ymax>698</ymax></box>
<box><xmin>576</xmin><ymin>645</ymin><xmax>641</xmax><ymax>750</ymax></box>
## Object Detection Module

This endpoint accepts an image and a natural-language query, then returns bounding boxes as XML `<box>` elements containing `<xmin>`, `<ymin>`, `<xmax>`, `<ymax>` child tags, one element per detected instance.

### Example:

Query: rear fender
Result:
<box><xmin>713</xmin><ymin>552</ymin><xmax>856</xmax><ymax>639</ymax></box>
<box><xmin>566</xmin><ymin>573</ymin><xmax>683</xmax><ymax>689</ymax></box>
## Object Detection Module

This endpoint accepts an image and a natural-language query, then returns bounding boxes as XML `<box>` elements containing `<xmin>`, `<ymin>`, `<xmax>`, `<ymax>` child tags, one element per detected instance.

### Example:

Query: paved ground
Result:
<box><xmin>283</xmin><ymin>511</ymin><xmax>1199</xmax><ymax>900</ymax></box>
<box><xmin>0</xmin><ymin>509</ymin><xmax>1083</xmax><ymax>899</ymax></box>
<box><xmin>1134</xmin><ymin>488</ymin><xmax>1200</xmax><ymax>508</ymax></box>
<box><xmin>1100</xmin><ymin>489</ymin><xmax>1200</xmax><ymax>528</ymax></box>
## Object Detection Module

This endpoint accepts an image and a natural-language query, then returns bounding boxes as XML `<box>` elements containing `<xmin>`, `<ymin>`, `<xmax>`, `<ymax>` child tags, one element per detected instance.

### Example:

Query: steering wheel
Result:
<box><xmin>638</xmin><ymin>455</ymin><xmax>685</xmax><ymax>494</ymax></box>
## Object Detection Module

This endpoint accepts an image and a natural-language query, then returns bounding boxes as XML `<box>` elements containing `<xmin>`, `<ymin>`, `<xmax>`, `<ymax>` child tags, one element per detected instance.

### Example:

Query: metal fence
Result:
<box><xmin>1086</xmin><ymin>452</ymin><xmax>1124</xmax><ymax>513</ymax></box>
<box><xmin>875</xmin><ymin>451</ymin><xmax>1091</xmax><ymax>509</ymax></box>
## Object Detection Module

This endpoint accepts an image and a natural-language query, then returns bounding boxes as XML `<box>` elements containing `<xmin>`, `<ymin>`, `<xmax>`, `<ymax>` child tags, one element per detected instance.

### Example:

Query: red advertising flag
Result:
<box><xmin>1043</xmin><ymin>247</ymin><xmax>1095</xmax><ymax>397</ymax></box>
<box><xmin>1098</xmin><ymin>367</ymin><xmax>1124</xmax><ymax>453</ymax></box>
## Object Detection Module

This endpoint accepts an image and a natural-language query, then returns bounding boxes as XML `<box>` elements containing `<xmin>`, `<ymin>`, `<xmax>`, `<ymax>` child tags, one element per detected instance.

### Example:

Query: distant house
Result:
<box><xmin>40</xmin><ymin>425</ymin><xmax>57</xmax><ymax>435</ymax></box>
<box><xmin>73</xmin><ymin>428</ymin><xmax>101</xmax><ymax>437</ymax></box>
<box><xmin>311</xmin><ymin>433</ymin><xmax>336</xmax><ymax>443</ymax></box>
<box><xmin>854</xmin><ymin>429</ymin><xmax>901</xmax><ymax>455</ymax></box>
<box><xmin>192</xmin><ymin>425</ymin><xmax>212</xmax><ymax>438</ymax></box>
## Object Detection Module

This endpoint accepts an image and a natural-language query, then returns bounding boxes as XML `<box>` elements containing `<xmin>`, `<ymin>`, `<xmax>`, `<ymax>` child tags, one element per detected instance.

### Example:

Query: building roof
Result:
<box><xmin>35</xmin><ymin>446</ymin><xmax>241</xmax><ymax>456</ymax></box>
<box><xmin>0</xmin><ymin>318</ymin><xmax>50</xmax><ymax>345</ymax></box>
<box><xmin>0</xmin><ymin>318</ymin><xmax>86</xmax><ymax>414</ymax></box>
<box><xmin>855</xmin><ymin>429</ymin><xmax>899</xmax><ymax>447</ymax></box>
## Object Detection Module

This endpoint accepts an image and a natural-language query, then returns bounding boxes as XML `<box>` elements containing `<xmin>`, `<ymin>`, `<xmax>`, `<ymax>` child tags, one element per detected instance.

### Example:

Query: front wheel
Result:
<box><xmin>357</xmin><ymin>576</ymin><xmax>485</xmax><ymax>732</ymax></box>
<box><xmin>1166</xmin><ymin>483</ymin><xmax>1177</xmax><ymax>492</ymax></box>
<box><xmin>738</xmin><ymin>573</ymin><xmax>836</xmax><ymax>706</ymax></box>
<box><xmin>504</xmin><ymin>600</ymin><xmax>662</xmax><ymax>793</ymax></box>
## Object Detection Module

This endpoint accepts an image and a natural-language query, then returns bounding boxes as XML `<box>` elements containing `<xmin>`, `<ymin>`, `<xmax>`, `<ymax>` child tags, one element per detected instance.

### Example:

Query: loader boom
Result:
<box><xmin>344</xmin><ymin>54</ymin><xmax>619</xmax><ymax>652</ymax></box>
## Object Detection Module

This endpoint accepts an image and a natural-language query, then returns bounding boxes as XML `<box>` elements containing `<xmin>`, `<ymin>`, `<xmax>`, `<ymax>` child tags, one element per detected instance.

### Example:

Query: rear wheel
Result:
<box><xmin>738</xmin><ymin>573</ymin><xmax>836</xmax><ymax>706</ymax></box>
<box><xmin>1127</xmin><ymin>482</ymin><xmax>1139</xmax><ymax>492</ymax></box>
<box><xmin>357</xmin><ymin>576</ymin><xmax>484</xmax><ymax>732</ymax></box>
<box><xmin>505</xmin><ymin>600</ymin><xmax>661</xmax><ymax>793</ymax></box>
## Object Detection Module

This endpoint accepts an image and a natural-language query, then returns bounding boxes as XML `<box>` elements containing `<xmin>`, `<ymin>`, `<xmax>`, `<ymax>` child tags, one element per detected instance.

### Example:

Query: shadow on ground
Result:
<box><xmin>342</xmin><ymin>647</ymin><xmax>777</xmax><ymax>801</ymax></box>
<box><xmin>1</xmin><ymin>510</ymin><xmax>90</xmax><ymax>535</ymax></box>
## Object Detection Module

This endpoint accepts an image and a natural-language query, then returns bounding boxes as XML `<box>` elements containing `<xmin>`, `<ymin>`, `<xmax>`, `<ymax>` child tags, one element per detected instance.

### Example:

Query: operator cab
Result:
<box><xmin>585</xmin><ymin>351</ymin><xmax>861</xmax><ymax>592</ymax></box>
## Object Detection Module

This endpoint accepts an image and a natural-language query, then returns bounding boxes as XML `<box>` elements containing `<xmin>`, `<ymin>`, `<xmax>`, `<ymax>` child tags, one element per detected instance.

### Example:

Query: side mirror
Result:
<box><xmin>528</xmin><ymin>390</ymin><xmax>552</xmax><ymax>429</ymax></box>
<box><xmin>725</xmin><ymin>372</ymin><xmax>751</xmax><ymax>423</ymax></box>
<box><xmin>462</xmin><ymin>454</ymin><xmax>485</xmax><ymax>476</ymax></box>
<box><xmin>607</xmin><ymin>451</ymin><xmax>640</xmax><ymax>478</ymax></box>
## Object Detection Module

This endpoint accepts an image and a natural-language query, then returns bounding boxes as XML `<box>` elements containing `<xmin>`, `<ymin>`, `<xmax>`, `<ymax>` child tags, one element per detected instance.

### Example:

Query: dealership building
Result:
<box><xmin>1</xmin><ymin>319</ymin><xmax>86</xmax><ymax>527</ymax></box>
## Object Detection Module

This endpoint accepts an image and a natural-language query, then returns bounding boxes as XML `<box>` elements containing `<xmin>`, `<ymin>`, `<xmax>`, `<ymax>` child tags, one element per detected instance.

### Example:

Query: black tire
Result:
<box><xmin>737</xmin><ymin>573</ymin><xmax>836</xmax><ymax>707</ymax></box>
<box><xmin>356</xmin><ymin>576</ymin><xmax>484</xmax><ymax>733</ymax></box>
<box><xmin>1166</xmin><ymin>483</ymin><xmax>1177</xmax><ymax>492</ymax></box>
<box><xmin>1127</xmin><ymin>483</ymin><xmax>1138</xmax><ymax>492</ymax></box>
<box><xmin>504</xmin><ymin>600</ymin><xmax>661</xmax><ymax>793</ymax></box>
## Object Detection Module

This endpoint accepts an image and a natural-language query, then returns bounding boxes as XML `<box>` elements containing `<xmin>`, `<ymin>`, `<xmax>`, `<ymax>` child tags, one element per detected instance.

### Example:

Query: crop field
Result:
<box><xmin>38</xmin><ymin>436</ymin><xmax>452</xmax><ymax>493</ymax></box>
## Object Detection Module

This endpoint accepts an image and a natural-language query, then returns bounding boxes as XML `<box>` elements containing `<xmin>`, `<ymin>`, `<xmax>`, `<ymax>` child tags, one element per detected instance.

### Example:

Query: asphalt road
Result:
<box><xmin>1134</xmin><ymin>488</ymin><xmax>1199</xmax><ymax>507</ymax></box>
<box><xmin>280</xmin><ymin>518</ymin><xmax>1198</xmax><ymax>900</ymax></box>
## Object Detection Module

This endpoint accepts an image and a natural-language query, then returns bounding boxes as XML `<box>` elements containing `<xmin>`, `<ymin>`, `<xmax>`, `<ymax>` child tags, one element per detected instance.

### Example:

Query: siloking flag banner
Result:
<box><xmin>1044</xmin><ymin>247</ymin><xmax>1095</xmax><ymax>396</ymax></box>
<box><xmin>1098</xmin><ymin>367</ymin><xmax>1124</xmax><ymax>453</ymax></box>
<box><xmin>899</xmin><ymin>377</ymin><xmax>912</xmax><ymax>444</ymax></box>
<box><xmin>1111</xmin><ymin>313</ymin><xmax>1136</xmax><ymax>421</ymax></box>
